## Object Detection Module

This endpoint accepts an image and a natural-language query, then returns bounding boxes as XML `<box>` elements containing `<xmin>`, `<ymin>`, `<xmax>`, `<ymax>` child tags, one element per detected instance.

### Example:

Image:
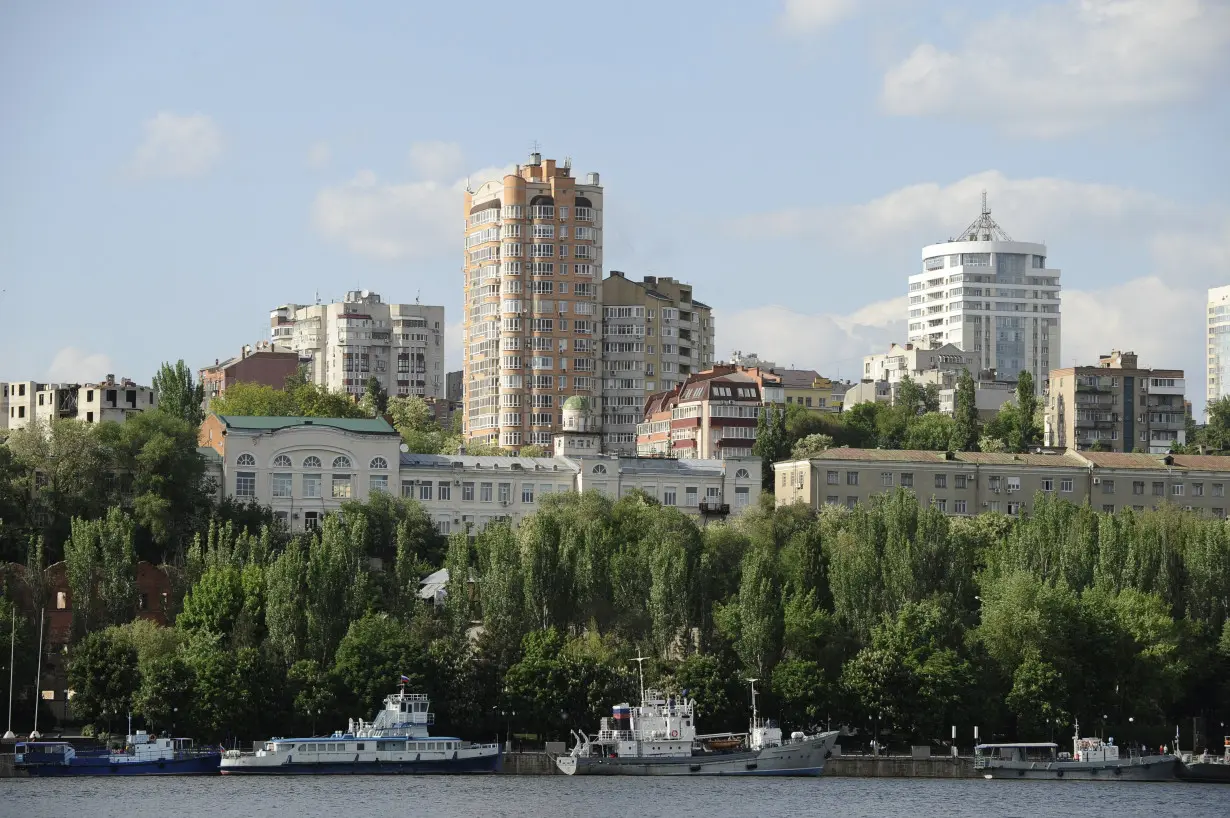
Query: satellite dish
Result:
<box><xmin>400</xmin><ymin>443</ymin><xmax>409</xmax><ymax>453</ymax></box>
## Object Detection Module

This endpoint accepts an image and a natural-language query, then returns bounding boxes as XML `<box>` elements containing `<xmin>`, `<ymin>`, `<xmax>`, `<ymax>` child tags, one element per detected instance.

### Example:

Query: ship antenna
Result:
<box><xmin>632</xmin><ymin>656</ymin><xmax>648</xmax><ymax>706</ymax></box>
<box><xmin>748</xmin><ymin>678</ymin><xmax>759</xmax><ymax>728</ymax></box>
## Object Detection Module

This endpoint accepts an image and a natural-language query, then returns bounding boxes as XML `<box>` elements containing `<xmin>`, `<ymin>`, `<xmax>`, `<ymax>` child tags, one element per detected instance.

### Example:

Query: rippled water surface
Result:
<box><xmin>5</xmin><ymin>775</ymin><xmax>1230</xmax><ymax>818</ymax></box>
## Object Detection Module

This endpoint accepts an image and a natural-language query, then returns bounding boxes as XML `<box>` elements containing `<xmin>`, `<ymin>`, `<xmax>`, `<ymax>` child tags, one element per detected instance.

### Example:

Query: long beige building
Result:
<box><xmin>775</xmin><ymin>448</ymin><xmax>1230</xmax><ymax>519</ymax></box>
<box><xmin>600</xmin><ymin>271</ymin><xmax>714</xmax><ymax>453</ymax></box>
<box><xmin>1044</xmin><ymin>350</ymin><xmax>1185</xmax><ymax>454</ymax></box>
<box><xmin>462</xmin><ymin>153</ymin><xmax>603</xmax><ymax>451</ymax></box>
<box><xmin>270</xmin><ymin>290</ymin><xmax>445</xmax><ymax>401</ymax></box>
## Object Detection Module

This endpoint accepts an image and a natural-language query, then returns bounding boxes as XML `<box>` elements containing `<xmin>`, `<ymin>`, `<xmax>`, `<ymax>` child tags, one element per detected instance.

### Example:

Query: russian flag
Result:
<box><xmin>399</xmin><ymin>674</ymin><xmax>411</xmax><ymax>684</ymax></box>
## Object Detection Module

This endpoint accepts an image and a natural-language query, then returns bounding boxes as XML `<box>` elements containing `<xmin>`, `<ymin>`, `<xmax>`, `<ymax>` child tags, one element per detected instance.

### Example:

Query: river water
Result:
<box><xmin>4</xmin><ymin>775</ymin><xmax>1229</xmax><ymax>818</ymax></box>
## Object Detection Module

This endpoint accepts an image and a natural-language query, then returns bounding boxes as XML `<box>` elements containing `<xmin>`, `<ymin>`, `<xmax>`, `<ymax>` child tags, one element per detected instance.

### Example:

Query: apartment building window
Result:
<box><xmin>1215</xmin><ymin>508</ymin><xmax>1226</xmax><ymax>519</ymax></box>
<box><xmin>498</xmin><ymin>483</ymin><xmax>512</xmax><ymax>504</ymax></box>
<box><xmin>685</xmin><ymin>487</ymin><xmax>699</xmax><ymax>506</ymax></box>
<box><xmin>935</xmin><ymin>474</ymin><xmax>947</xmax><ymax>489</ymax></box>
<box><xmin>304</xmin><ymin>474</ymin><xmax>322</xmax><ymax>498</ymax></box>
<box><xmin>934</xmin><ymin>499</ymin><xmax>947</xmax><ymax>512</ymax></box>
<box><xmin>414</xmin><ymin>482</ymin><xmax>431</xmax><ymax>501</ymax></box>
<box><xmin>370</xmin><ymin>474</ymin><xmax>389</xmax><ymax>494</ymax></box>
<box><xmin>1102</xmin><ymin>479</ymin><xmax>1115</xmax><ymax>495</ymax></box>
<box><xmin>955</xmin><ymin>474</ymin><xmax>967</xmax><ymax>489</ymax></box>
<box><xmin>522</xmin><ymin>484</ymin><xmax>535</xmax><ymax>504</ymax></box>
<box><xmin>332</xmin><ymin>474</ymin><xmax>352</xmax><ymax>499</ymax></box>
<box><xmin>1193</xmin><ymin>482</ymin><xmax>1204</xmax><ymax>497</ymax></box>
<box><xmin>1172</xmin><ymin>484</ymin><xmax>1185</xmax><ymax>497</ymax></box>
<box><xmin>1008</xmin><ymin>502</ymin><xmax>1021</xmax><ymax>516</ymax></box>
<box><xmin>272</xmin><ymin>473</ymin><xmax>292</xmax><ymax>498</ymax></box>
<box><xmin>1216</xmin><ymin>483</ymin><xmax>1226</xmax><ymax>498</ymax></box>
<box><xmin>1152</xmin><ymin>481</ymin><xmax>1165</xmax><ymax>496</ymax></box>
<box><xmin>989</xmin><ymin>476</ymin><xmax>1001</xmax><ymax>491</ymax></box>
<box><xmin>954</xmin><ymin>500</ymin><xmax>967</xmax><ymax>514</ymax></box>
<box><xmin>438</xmin><ymin>482</ymin><xmax>451</xmax><ymax>501</ymax></box>
<box><xmin>847</xmin><ymin>471</ymin><xmax>859</xmax><ymax>486</ymax></box>
<box><xmin>1061</xmin><ymin>479</ymin><xmax>1073</xmax><ymax>493</ymax></box>
<box><xmin>236</xmin><ymin>472</ymin><xmax>256</xmax><ymax>498</ymax></box>
<box><xmin>1041</xmin><ymin>479</ymin><xmax>1053</xmax><ymax>492</ymax></box>
<box><xmin>1134</xmin><ymin>506</ymin><xmax>1145</xmax><ymax>513</ymax></box>
<box><xmin>988</xmin><ymin>501</ymin><xmax>1001</xmax><ymax>513</ymax></box>
<box><xmin>1133</xmin><ymin>481</ymin><xmax>1145</xmax><ymax>495</ymax></box>
<box><xmin>826</xmin><ymin>496</ymin><xmax>839</xmax><ymax>505</ymax></box>
<box><xmin>304</xmin><ymin>511</ymin><xmax>320</xmax><ymax>531</ymax></box>
<box><xmin>462</xmin><ymin>482</ymin><xmax>474</xmax><ymax>501</ymax></box>
<box><xmin>846</xmin><ymin>497</ymin><xmax>858</xmax><ymax>509</ymax></box>
<box><xmin>881</xmin><ymin>472</ymin><xmax>893</xmax><ymax>487</ymax></box>
<box><xmin>901</xmin><ymin>473</ymin><xmax>914</xmax><ymax>488</ymax></box>
<box><xmin>663</xmin><ymin>487</ymin><xmax>677</xmax><ymax>506</ymax></box>
<box><xmin>827</xmin><ymin>470</ymin><xmax>839</xmax><ymax>485</ymax></box>
<box><xmin>1007</xmin><ymin>477</ymin><xmax>1021</xmax><ymax>492</ymax></box>
<box><xmin>1102</xmin><ymin>504</ymin><xmax>1115</xmax><ymax>513</ymax></box>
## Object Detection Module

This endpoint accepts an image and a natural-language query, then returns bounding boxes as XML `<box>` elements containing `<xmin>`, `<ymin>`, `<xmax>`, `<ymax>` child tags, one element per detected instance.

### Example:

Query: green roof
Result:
<box><xmin>562</xmin><ymin>396</ymin><xmax>592</xmax><ymax>411</ymax></box>
<box><xmin>196</xmin><ymin>446</ymin><xmax>223</xmax><ymax>463</ymax></box>
<box><xmin>215</xmin><ymin>415</ymin><xmax>397</xmax><ymax>435</ymax></box>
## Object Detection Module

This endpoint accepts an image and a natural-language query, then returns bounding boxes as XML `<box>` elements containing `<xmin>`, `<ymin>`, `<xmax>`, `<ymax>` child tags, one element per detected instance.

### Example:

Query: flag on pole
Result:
<box><xmin>399</xmin><ymin>674</ymin><xmax>411</xmax><ymax>684</ymax></box>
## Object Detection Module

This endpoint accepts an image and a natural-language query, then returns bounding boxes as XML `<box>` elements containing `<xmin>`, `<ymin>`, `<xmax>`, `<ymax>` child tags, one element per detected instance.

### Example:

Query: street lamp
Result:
<box><xmin>172</xmin><ymin>706</ymin><xmax>178</xmax><ymax>737</ymax></box>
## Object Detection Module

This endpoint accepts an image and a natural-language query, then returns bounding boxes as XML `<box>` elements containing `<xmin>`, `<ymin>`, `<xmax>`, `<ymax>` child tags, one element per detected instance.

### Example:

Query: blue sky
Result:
<box><xmin>2</xmin><ymin>0</ymin><xmax>1228</xmax><ymax>408</ymax></box>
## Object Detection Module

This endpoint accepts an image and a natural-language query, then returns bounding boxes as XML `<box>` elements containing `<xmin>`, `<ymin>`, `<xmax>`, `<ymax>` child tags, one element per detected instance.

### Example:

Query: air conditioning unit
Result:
<box><xmin>1093</xmin><ymin>477</ymin><xmax>1101</xmax><ymax>485</ymax></box>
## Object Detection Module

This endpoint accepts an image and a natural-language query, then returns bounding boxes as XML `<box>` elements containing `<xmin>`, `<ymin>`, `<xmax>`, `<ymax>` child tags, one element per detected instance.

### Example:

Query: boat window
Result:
<box><xmin>298</xmin><ymin>744</ymin><xmax>306</xmax><ymax>751</ymax></box>
<box><xmin>357</xmin><ymin>743</ymin><xmax>365</xmax><ymax>751</ymax></box>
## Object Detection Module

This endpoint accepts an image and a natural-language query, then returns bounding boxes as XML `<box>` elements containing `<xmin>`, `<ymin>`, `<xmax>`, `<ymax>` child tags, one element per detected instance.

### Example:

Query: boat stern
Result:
<box><xmin>555</xmin><ymin>755</ymin><xmax>579</xmax><ymax>775</ymax></box>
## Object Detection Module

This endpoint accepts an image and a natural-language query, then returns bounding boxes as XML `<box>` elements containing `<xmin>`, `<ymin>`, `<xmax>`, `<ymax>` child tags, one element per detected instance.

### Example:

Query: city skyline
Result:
<box><xmin>2</xmin><ymin>1</ymin><xmax>1227</xmax><ymax>411</ymax></box>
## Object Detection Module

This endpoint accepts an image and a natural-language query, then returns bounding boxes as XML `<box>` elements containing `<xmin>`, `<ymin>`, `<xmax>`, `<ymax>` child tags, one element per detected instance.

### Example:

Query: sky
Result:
<box><xmin>2</xmin><ymin>0</ymin><xmax>1228</xmax><ymax>411</ymax></box>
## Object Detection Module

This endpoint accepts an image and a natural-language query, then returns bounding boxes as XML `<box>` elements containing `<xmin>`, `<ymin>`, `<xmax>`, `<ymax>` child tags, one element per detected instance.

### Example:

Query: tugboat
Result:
<box><xmin>1178</xmin><ymin>734</ymin><xmax>1230</xmax><ymax>783</ymax></box>
<box><xmin>220</xmin><ymin>682</ymin><xmax>500</xmax><ymax>775</ymax></box>
<box><xmin>975</xmin><ymin>720</ymin><xmax>1178</xmax><ymax>781</ymax></box>
<box><xmin>15</xmin><ymin>722</ymin><xmax>221</xmax><ymax>776</ymax></box>
<box><xmin>555</xmin><ymin>661</ymin><xmax>839</xmax><ymax>777</ymax></box>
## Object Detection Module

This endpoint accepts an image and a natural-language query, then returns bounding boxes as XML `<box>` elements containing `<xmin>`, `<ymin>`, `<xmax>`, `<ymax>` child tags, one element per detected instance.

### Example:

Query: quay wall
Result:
<box><xmin>824</xmin><ymin>755</ymin><xmax>976</xmax><ymax>778</ymax></box>
<box><xmin>500</xmin><ymin>752</ymin><xmax>559</xmax><ymax>775</ymax></box>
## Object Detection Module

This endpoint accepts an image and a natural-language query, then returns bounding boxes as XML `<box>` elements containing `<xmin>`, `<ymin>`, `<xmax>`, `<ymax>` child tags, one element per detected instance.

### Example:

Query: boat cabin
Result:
<box><xmin>975</xmin><ymin>743</ymin><xmax>1058</xmax><ymax>767</ymax></box>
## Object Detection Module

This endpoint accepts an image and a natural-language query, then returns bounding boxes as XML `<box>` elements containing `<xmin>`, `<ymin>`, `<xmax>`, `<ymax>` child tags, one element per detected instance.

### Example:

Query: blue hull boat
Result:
<box><xmin>17</xmin><ymin>731</ymin><xmax>221</xmax><ymax>776</ymax></box>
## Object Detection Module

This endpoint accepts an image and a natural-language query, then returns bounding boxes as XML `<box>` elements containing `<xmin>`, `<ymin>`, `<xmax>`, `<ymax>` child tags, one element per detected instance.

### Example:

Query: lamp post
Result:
<box><xmin>172</xmin><ymin>706</ymin><xmax>178</xmax><ymax>737</ymax></box>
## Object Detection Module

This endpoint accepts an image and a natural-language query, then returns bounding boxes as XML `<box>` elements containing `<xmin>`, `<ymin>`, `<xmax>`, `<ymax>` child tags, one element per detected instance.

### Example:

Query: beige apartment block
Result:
<box><xmin>779</xmin><ymin>370</ymin><xmax>851</xmax><ymax>413</ymax></box>
<box><xmin>462</xmin><ymin>153</ymin><xmax>603</xmax><ymax>452</ymax></box>
<box><xmin>4</xmin><ymin>376</ymin><xmax>156</xmax><ymax>430</ymax></box>
<box><xmin>270</xmin><ymin>291</ymin><xmax>445</xmax><ymax>401</ymax></box>
<box><xmin>774</xmin><ymin>449</ymin><xmax>1230</xmax><ymax>519</ymax></box>
<box><xmin>1045</xmin><ymin>350</ymin><xmax>1185</xmax><ymax>454</ymax></box>
<box><xmin>600</xmin><ymin>271</ymin><xmax>714</xmax><ymax>453</ymax></box>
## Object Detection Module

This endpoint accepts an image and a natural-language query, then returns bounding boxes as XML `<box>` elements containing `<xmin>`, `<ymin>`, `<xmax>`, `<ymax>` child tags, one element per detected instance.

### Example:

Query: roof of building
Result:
<box><xmin>1074</xmin><ymin>452</ymin><xmax>1230</xmax><ymax>472</ymax></box>
<box><xmin>792</xmin><ymin>448</ymin><xmax>951</xmax><ymax>463</ymax></box>
<box><xmin>779</xmin><ymin>447</ymin><xmax>1230</xmax><ymax>473</ymax></box>
<box><xmin>562</xmin><ymin>395</ymin><xmax>592</xmax><ymax>411</ymax></box>
<box><xmin>778</xmin><ymin>369</ymin><xmax>823</xmax><ymax>389</ymax></box>
<box><xmin>215</xmin><ymin>415</ymin><xmax>397</xmax><ymax>435</ymax></box>
<box><xmin>954</xmin><ymin>451</ymin><xmax>1088</xmax><ymax>467</ymax></box>
<box><xmin>196</xmin><ymin>446</ymin><xmax>223</xmax><ymax>463</ymax></box>
<box><xmin>398</xmin><ymin>453</ymin><xmax>579</xmax><ymax>472</ymax></box>
<box><xmin>594</xmin><ymin>456</ymin><xmax>750</xmax><ymax>476</ymax></box>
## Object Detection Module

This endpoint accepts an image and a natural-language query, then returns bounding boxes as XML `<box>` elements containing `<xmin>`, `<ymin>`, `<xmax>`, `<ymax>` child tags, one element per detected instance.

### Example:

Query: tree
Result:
<box><xmin>209</xmin><ymin>381</ymin><xmax>366</xmax><ymax>419</ymax></box>
<box><xmin>902</xmin><ymin>413</ymin><xmax>958</xmax><ymax>451</ymax></box>
<box><xmin>952</xmin><ymin>369</ymin><xmax>980</xmax><ymax>452</ymax></box>
<box><xmin>897</xmin><ymin>375</ymin><xmax>924</xmax><ymax>417</ymax></box>
<box><xmin>152</xmin><ymin>360</ymin><xmax>204</xmax><ymax>427</ymax></box>
<box><xmin>519</xmin><ymin>444</ymin><xmax>547</xmax><ymax>458</ymax></box>
<box><xmin>361</xmin><ymin>376</ymin><xmax>389</xmax><ymax>417</ymax></box>
<box><xmin>67</xmin><ymin>628</ymin><xmax>139</xmax><ymax>733</ymax></box>
<box><xmin>1012</xmin><ymin>371</ymin><xmax>1040</xmax><ymax>452</ymax></box>
<box><xmin>790</xmin><ymin>434</ymin><xmax>833</xmax><ymax>460</ymax></box>
<box><xmin>135</xmin><ymin>655</ymin><xmax>195</xmax><ymax>735</ymax></box>
<box><xmin>1202</xmin><ymin>396</ymin><xmax>1230</xmax><ymax>452</ymax></box>
<box><xmin>753</xmin><ymin>405</ymin><xmax>789</xmax><ymax>492</ymax></box>
<box><xmin>332</xmin><ymin>613</ymin><xmax>430</xmax><ymax>717</ymax></box>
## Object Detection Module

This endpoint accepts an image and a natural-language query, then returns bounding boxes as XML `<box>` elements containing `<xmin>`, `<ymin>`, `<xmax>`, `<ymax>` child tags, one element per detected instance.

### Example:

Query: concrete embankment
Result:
<box><xmin>500</xmin><ymin>752</ymin><xmax>560</xmax><ymax>775</ymax></box>
<box><xmin>1</xmin><ymin>754</ymin><xmax>28</xmax><ymax>778</ymax></box>
<box><xmin>824</xmin><ymin>755</ymin><xmax>976</xmax><ymax>778</ymax></box>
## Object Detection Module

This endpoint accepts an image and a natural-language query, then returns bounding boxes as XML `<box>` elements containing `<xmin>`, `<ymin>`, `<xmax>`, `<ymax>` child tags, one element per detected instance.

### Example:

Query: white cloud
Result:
<box><xmin>312</xmin><ymin>149</ymin><xmax>513</xmax><ymax>261</ymax></box>
<box><xmin>719</xmin><ymin>297</ymin><xmax>907</xmax><ymax>377</ymax></box>
<box><xmin>408</xmin><ymin>141</ymin><xmax>465</xmax><ymax>182</ymax></box>
<box><xmin>307</xmin><ymin>141</ymin><xmax>331</xmax><ymax>169</ymax></box>
<box><xmin>881</xmin><ymin>0</ymin><xmax>1230</xmax><ymax>135</ymax></box>
<box><xmin>45</xmin><ymin>347</ymin><xmax>114</xmax><ymax>383</ymax></box>
<box><xmin>129</xmin><ymin>112</ymin><xmax>222</xmax><ymax>178</ymax></box>
<box><xmin>777</xmin><ymin>0</ymin><xmax>859</xmax><ymax>33</ymax></box>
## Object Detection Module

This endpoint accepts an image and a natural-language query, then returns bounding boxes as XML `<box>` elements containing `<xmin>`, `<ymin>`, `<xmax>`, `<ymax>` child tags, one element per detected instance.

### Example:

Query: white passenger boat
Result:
<box><xmin>975</xmin><ymin>720</ymin><xmax>1178</xmax><ymax>781</ymax></box>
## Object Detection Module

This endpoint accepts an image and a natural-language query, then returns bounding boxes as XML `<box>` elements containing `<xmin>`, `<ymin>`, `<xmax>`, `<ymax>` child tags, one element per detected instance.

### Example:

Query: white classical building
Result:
<box><xmin>270</xmin><ymin>290</ymin><xmax>446</xmax><ymax>400</ymax></box>
<box><xmin>907</xmin><ymin>199</ymin><xmax>1060</xmax><ymax>394</ymax></box>
<box><xmin>200</xmin><ymin>407</ymin><xmax>761</xmax><ymax>534</ymax></box>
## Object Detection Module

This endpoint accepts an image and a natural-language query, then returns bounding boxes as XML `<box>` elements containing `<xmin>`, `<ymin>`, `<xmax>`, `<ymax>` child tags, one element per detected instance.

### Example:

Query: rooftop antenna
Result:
<box><xmin>632</xmin><ymin>656</ymin><xmax>648</xmax><ymax>706</ymax></box>
<box><xmin>315</xmin><ymin>289</ymin><xmax>320</xmax><ymax>306</ymax></box>
<box><xmin>530</xmin><ymin>139</ymin><xmax>541</xmax><ymax>152</ymax></box>
<box><xmin>416</xmin><ymin>289</ymin><xmax>421</xmax><ymax>305</ymax></box>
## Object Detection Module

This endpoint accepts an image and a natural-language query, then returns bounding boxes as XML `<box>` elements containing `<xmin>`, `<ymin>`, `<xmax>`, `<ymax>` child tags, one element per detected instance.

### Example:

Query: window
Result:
<box><xmin>955</xmin><ymin>474</ymin><xmax>967</xmax><ymax>489</ymax></box>
<box><xmin>1060</xmin><ymin>479</ymin><xmax>1073</xmax><ymax>493</ymax></box>
<box><xmin>416</xmin><ymin>482</ymin><xmax>432</xmax><ymax>501</ymax></box>
<box><xmin>881</xmin><ymin>472</ymin><xmax>893</xmax><ymax>487</ymax></box>
<box><xmin>1133</xmin><ymin>481</ymin><xmax>1145</xmax><ymax>495</ymax></box>
<box><xmin>735</xmin><ymin>486</ymin><xmax>750</xmax><ymax>508</ymax></box>
<box><xmin>1152</xmin><ymin>481</ymin><xmax>1165</xmax><ymax>496</ymax></box>
<box><xmin>935</xmin><ymin>499</ymin><xmax>947</xmax><ymax>512</ymax></box>
<box><xmin>332</xmin><ymin>475</ymin><xmax>352</xmax><ymax>498</ymax></box>
<box><xmin>370</xmin><ymin>456</ymin><xmax>389</xmax><ymax>469</ymax></box>
<box><xmin>735</xmin><ymin>468</ymin><xmax>750</xmax><ymax>479</ymax></box>
<box><xmin>934</xmin><ymin>474</ymin><xmax>947</xmax><ymax>489</ymax></box>
<box><xmin>1216</xmin><ymin>483</ymin><xmax>1226</xmax><ymax>498</ymax></box>
<box><xmin>900</xmin><ymin>473</ymin><xmax>914</xmax><ymax>488</ymax></box>
<box><xmin>304</xmin><ymin>456</ymin><xmax>322</xmax><ymax>468</ymax></box>
<box><xmin>1172</xmin><ymin>483</ymin><xmax>1185</xmax><ymax>497</ymax></box>
<box><xmin>593</xmin><ymin>464</ymin><xmax>607</xmax><ymax>474</ymax></box>
<box><xmin>236</xmin><ymin>472</ymin><xmax>256</xmax><ymax>498</ymax></box>
<box><xmin>1006</xmin><ymin>477</ymin><xmax>1021</xmax><ymax>493</ymax></box>
<box><xmin>304</xmin><ymin>474</ymin><xmax>321</xmax><ymax>498</ymax></box>
<box><xmin>333</xmin><ymin>456</ymin><xmax>352</xmax><ymax>469</ymax></box>
<box><xmin>954</xmin><ymin>500</ymin><xmax>967</xmax><ymax>514</ymax></box>
<box><xmin>237</xmin><ymin>453</ymin><xmax>256</xmax><ymax>467</ymax></box>
<box><xmin>304</xmin><ymin>511</ymin><xmax>320</xmax><ymax>531</ymax></box>
<box><xmin>826</xmin><ymin>496</ymin><xmax>839</xmax><ymax>505</ymax></box>
<box><xmin>522</xmin><ymin>484</ymin><xmax>535</xmax><ymax>504</ymax></box>
<box><xmin>1041</xmin><ymin>479</ymin><xmax>1053</xmax><ymax>492</ymax></box>
<box><xmin>846</xmin><ymin>497</ymin><xmax>858</xmax><ymax>509</ymax></box>
<box><xmin>56</xmin><ymin>591</ymin><xmax>67</xmax><ymax>610</ymax></box>
<box><xmin>462</xmin><ymin>482</ymin><xmax>475</xmax><ymax>501</ymax></box>
<box><xmin>1102</xmin><ymin>504</ymin><xmax>1115</xmax><ymax>513</ymax></box>
<box><xmin>846</xmin><ymin>471</ymin><xmax>859</xmax><ymax>486</ymax></box>
<box><xmin>1193</xmin><ymin>482</ymin><xmax>1204</xmax><ymax>497</ymax></box>
<box><xmin>273</xmin><ymin>455</ymin><xmax>292</xmax><ymax>468</ymax></box>
<box><xmin>370</xmin><ymin>474</ymin><xmax>389</xmax><ymax>494</ymax></box>
<box><xmin>480</xmin><ymin>482</ymin><xmax>493</xmax><ymax>502</ymax></box>
<box><xmin>438</xmin><ymin>482</ymin><xmax>451</xmax><ymax>501</ymax></box>
<box><xmin>988</xmin><ymin>501</ymin><xmax>1001</xmax><ymax>513</ymax></box>
<box><xmin>498</xmin><ymin>483</ymin><xmax>511</xmax><ymax>503</ymax></box>
<box><xmin>1102</xmin><ymin>479</ymin><xmax>1115</xmax><ymax>495</ymax></box>
<box><xmin>272</xmin><ymin>473</ymin><xmax>292</xmax><ymax>498</ymax></box>
<box><xmin>663</xmin><ymin>487</ymin><xmax>677</xmax><ymax>506</ymax></box>
<box><xmin>827</xmin><ymin>470</ymin><xmax>839</xmax><ymax>485</ymax></box>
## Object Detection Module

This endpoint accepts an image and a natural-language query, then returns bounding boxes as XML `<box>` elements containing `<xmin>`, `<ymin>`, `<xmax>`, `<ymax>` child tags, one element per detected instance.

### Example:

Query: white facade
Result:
<box><xmin>4</xmin><ymin>377</ymin><xmax>156</xmax><ymax>430</ymax></box>
<box><xmin>907</xmin><ymin>207</ymin><xmax>1060</xmax><ymax>394</ymax></box>
<box><xmin>271</xmin><ymin>290</ymin><xmax>445</xmax><ymax>400</ymax></box>
<box><xmin>862</xmin><ymin>343</ymin><xmax>976</xmax><ymax>384</ymax></box>
<box><xmin>1208</xmin><ymin>285</ymin><xmax>1230</xmax><ymax>412</ymax></box>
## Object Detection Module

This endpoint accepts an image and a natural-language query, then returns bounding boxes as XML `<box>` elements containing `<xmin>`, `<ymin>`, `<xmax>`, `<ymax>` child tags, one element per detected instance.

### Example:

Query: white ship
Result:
<box><xmin>975</xmin><ymin>720</ymin><xmax>1177</xmax><ymax>781</ymax></box>
<box><xmin>221</xmin><ymin>684</ymin><xmax>500</xmax><ymax>775</ymax></box>
<box><xmin>556</xmin><ymin>667</ymin><xmax>838</xmax><ymax>777</ymax></box>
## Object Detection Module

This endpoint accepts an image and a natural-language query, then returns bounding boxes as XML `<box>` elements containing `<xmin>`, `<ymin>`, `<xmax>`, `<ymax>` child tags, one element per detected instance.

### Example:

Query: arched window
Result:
<box><xmin>592</xmin><ymin>464</ymin><xmax>607</xmax><ymax>474</ymax></box>
<box><xmin>273</xmin><ymin>455</ymin><xmax>292</xmax><ymax>468</ymax></box>
<box><xmin>236</xmin><ymin>453</ymin><xmax>256</xmax><ymax>466</ymax></box>
<box><xmin>303</xmin><ymin>456</ymin><xmax>322</xmax><ymax>468</ymax></box>
<box><xmin>735</xmin><ymin>468</ymin><xmax>750</xmax><ymax>479</ymax></box>
<box><xmin>332</xmin><ymin>456</ymin><xmax>352</xmax><ymax>469</ymax></box>
<box><xmin>370</xmin><ymin>456</ymin><xmax>388</xmax><ymax>470</ymax></box>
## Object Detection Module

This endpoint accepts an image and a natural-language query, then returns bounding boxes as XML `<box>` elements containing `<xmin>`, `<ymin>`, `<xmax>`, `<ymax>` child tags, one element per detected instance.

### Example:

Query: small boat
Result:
<box><xmin>1178</xmin><ymin>735</ymin><xmax>1230</xmax><ymax>783</ymax></box>
<box><xmin>220</xmin><ymin>683</ymin><xmax>500</xmax><ymax>775</ymax></box>
<box><xmin>556</xmin><ymin>669</ymin><xmax>839</xmax><ymax>777</ymax></box>
<box><xmin>975</xmin><ymin>720</ymin><xmax>1178</xmax><ymax>781</ymax></box>
<box><xmin>15</xmin><ymin>729</ymin><xmax>221</xmax><ymax>776</ymax></box>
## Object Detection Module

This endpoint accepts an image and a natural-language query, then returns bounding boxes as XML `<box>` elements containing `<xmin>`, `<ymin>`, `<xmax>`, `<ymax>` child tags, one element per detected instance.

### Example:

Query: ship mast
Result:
<box><xmin>748</xmin><ymin>678</ymin><xmax>759</xmax><ymax>728</ymax></box>
<box><xmin>632</xmin><ymin>656</ymin><xmax>648</xmax><ymax>706</ymax></box>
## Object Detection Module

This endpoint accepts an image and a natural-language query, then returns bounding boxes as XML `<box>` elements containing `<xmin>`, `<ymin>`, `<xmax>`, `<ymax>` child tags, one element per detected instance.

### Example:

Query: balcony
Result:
<box><xmin>699</xmin><ymin>501</ymin><xmax>730</xmax><ymax>517</ymax></box>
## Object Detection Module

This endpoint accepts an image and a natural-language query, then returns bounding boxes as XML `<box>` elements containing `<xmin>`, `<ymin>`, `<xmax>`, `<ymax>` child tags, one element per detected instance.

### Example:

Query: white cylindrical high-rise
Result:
<box><xmin>907</xmin><ymin>200</ymin><xmax>1061</xmax><ymax>394</ymax></box>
